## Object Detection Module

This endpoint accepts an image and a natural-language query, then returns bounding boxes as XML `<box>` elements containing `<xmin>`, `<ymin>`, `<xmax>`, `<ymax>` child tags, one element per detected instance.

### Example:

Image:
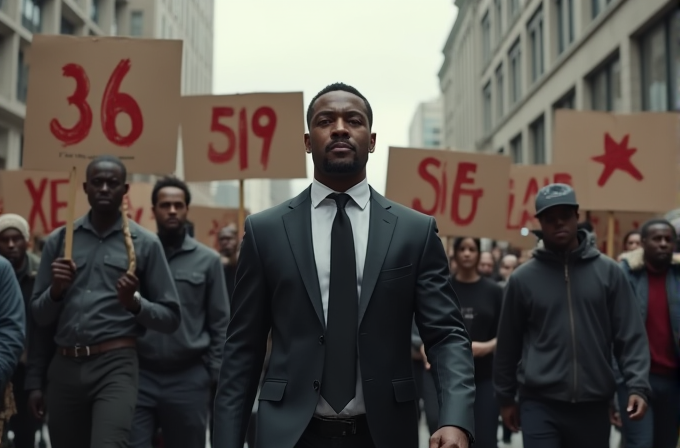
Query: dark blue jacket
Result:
<box><xmin>0</xmin><ymin>256</ymin><xmax>26</xmax><ymax>390</ymax></box>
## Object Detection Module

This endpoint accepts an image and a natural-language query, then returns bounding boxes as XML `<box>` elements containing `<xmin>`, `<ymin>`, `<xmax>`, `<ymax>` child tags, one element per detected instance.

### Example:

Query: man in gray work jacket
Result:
<box><xmin>129</xmin><ymin>176</ymin><xmax>229</xmax><ymax>448</ymax></box>
<box><xmin>30</xmin><ymin>156</ymin><xmax>181</xmax><ymax>448</ymax></box>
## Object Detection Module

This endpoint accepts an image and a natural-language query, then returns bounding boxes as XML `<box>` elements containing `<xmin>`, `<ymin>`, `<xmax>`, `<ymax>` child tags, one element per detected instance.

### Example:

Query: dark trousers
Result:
<box><xmin>474</xmin><ymin>379</ymin><xmax>499</xmax><ymax>448</ymax></box>
<box><xmin>7</xmin><ymin>363</ymin><xmax>42</xmax><ymax>448</ymax></box>
<box><xmin>617</xmin><ymin>373</ymin><xmax>680</xmax><ymax>448</ymax></box>
<box><xmin>295</xmin><ymin>426</ymin><xmax>376</xmax><ymax>448</ymax></box>
<box><xmin>130</xmin><ymin>362</ymin><xmax>211</xmax><ymax>448</ymax></box>
<box><xmin>519</xmin><ymin>398</ymin><xmax>611</xmax><ymax>448</ymax></box>
<box><xmin>46</xmin><ymin>348</ymin><xmax>139</xmax><ymax>448</ymax></box>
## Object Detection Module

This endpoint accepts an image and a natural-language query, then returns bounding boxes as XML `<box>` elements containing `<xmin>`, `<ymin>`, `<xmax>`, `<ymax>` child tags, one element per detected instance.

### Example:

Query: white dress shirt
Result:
<box><xmin>311</xmin><ymin>177</ymin><xmax>370</xmax><ymax>417</ymax></box>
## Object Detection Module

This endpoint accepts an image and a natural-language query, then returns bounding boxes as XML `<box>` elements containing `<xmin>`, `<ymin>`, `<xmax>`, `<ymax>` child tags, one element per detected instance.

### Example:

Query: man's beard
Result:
<box><xmin>323</xmin><ymin>157</ymin><xmax>361</xmax><ymax>174</ymax></box>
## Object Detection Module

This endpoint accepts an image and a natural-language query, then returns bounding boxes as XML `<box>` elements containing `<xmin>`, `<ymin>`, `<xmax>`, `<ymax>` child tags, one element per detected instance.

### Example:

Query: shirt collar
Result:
<box><xmin>311</xmin><ymin>177</ymin><xmax>370</xmax><ymax>210</ymax></box>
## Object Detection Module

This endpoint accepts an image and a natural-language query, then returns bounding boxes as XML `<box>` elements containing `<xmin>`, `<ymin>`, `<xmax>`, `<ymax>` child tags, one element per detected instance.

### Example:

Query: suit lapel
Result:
<box><xmin>282</xmin><ymin>187</ymin><xmax>326</xmax><ymax>329</ymax></box>
<box><xmin>359</xmin><ymin>188</ymin><xmax>397</xmax><ymax>325</ymax></box>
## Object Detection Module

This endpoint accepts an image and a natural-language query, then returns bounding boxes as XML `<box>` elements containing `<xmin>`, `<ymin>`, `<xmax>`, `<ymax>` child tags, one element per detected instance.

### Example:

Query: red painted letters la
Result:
<box><xmin>25</xmin><ymin>178</ymin><xmax>69</xmax><ymax>233</ymax></box>
<box><xmin>412</xmin><ymin>157</ymin><xmax>483</xmax><ymax>226</ymax></box>
<box><xmin>591</xmin><ymin>133</ymin><xmax>643</xmax><ymax>187</ymax></box>
<box><xmin>50</xmin><ymin>59</ymin><xmax>143</xmax><ymax>147</ymax></box>
<box><xmin>208</xmin><ymin>106</ymin><xmax>277</xmax><ymax>170</ymax></box>
<box><xmin>507</xmin><ymin>173</ymin><xmax>574</xmax><ymax>229</ymax></box>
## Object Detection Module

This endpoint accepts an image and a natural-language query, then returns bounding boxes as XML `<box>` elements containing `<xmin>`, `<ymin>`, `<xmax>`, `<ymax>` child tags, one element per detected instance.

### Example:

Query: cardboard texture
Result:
<box><xmin>505</xmin><ymin>164</ymin><xmax>588</xmax><ymax>249</ymax></box>
<box><xmin>180</xmin><ymin>92</ymin><xmax>307</xmax><ymax>182</ymax></box>
<box><xmin>123</xmin><ymin>183</ymin><xmax>156</xmax><ymax>232</ymax></box>
<box><xmin>553</xmin><ymin>110</ymin><xmax>678</xmax><ymax>213</ymax></box>
<box><xmin>385</xmin><ymin>147</ymin><xmax>511</xmax><ymax>240</ymax></box>
<box><xmin>589</xmin><ymin>211</ymin><xmax>658</xmax><ymax>257</ymax></box>
<box><xmin>22</xmin><ymin>35</ymin><xmax>183</xmax><ymax>176</ymax></box>
<box><xmin>189</xmin><ymin>205</ymin><xmax>244</xmax><ymax>251</ymax></box>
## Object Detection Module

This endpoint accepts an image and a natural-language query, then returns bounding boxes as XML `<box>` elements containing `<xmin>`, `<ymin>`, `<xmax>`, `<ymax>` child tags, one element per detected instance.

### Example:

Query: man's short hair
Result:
<box><xmin>86</xmin><ymin>155</ymin><xmax>127</xmax><ymax>182</ymax></box>
<box><xmin>151</xmin><ymin>176</ymin><xmax>192</xmax><ymax>207</ymax></box>
<box><xmin>306</xmin><ymin>82</ymin><xmax>373</xmax><ymax>129</ymax></box>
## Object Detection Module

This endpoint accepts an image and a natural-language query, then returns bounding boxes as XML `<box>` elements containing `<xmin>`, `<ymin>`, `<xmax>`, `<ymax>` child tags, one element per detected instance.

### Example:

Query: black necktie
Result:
<box><xmin>321</xmin><ymin>193</ymin><xmax>358</xmax><ymax>413</ymax></box>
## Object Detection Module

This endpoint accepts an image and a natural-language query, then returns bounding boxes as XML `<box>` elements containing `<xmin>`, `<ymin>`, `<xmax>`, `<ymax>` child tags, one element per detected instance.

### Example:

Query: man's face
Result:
<box><xmin>643</xmin><ymin>224</ymin><xmax>674</xmax><ymax>267</ymax></box>
<box><xmin>538</xmin><ymin>205</ymin><xmax>579</xmax><ymax>249</ymax></box>
<box><xmin>0</xmin><ymin>228</ymin><xmax>27</xmax><ymax>268</ymax></box>
<box><xmin>83</xmin><ymin>161</ymin><xmax>128</xmax><ymax>213</ymax></box>
<box><xmin>304</xmin><ymin>91</ymin><xmax>375</xmax><ymax>179</ymax></box>
<box><xmin>152</xmin><ymin>186</ymin><xmax>188</xmax><ymax>233</ymax></box>
<box><xmin>478</xmin><ymin>252</ymin><xmax>495</xmax><ymax>276</ymax></box>
<box><xmin>218</xmin><ymin>227</ymin><xmax>237</xmax><ymax>257</ymax></box>
<box><xmin>499</xmin><ymin>254</ymin><xmax>518</xmax><ymax>280</ymax></box>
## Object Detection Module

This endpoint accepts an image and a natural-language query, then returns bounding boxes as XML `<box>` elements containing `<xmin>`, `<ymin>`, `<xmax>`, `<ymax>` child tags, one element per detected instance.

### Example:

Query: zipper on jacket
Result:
<box><xmin>564</xmin><ymin>261</ymin><xmax>578</xmax><ymax>402</ymax></box>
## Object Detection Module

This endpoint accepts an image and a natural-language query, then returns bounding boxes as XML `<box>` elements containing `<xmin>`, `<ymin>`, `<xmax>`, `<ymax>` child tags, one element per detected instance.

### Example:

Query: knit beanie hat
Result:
<box><xmin>0</xmin><ymin>214</ymin><xmax>30</xmax><ymax>241</ymax></box>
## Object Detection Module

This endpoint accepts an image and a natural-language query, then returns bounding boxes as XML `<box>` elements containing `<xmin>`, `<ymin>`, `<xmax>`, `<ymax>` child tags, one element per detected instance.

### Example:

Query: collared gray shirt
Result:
<box><xmin>31</xmin><ymin>213</ymin><xmax>181</xmax><ymax>347</ymax></box>
<box><xmin>137</xmin><ymin>234</ymin><xmax>229</xmax><ymax>380</ymax></box>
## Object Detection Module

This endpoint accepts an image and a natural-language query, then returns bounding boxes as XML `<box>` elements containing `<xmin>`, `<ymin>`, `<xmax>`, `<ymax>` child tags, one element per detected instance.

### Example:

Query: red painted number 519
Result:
<box><xmin>208</xmin><ymin>106</ymin><xmax>277</xmax><ymax>170</ymax></box>
<box><xmin>50</xmin><ymin>59</ymin><xmax>144</xmax><ymax>147</ymax></box>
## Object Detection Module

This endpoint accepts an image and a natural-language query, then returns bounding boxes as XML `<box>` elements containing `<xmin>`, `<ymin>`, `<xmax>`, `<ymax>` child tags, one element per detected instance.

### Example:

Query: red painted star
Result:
<box><xmin>591</xmin><ymin>133</ymin><xmax>643</xmax><ymax>187</ymax></box>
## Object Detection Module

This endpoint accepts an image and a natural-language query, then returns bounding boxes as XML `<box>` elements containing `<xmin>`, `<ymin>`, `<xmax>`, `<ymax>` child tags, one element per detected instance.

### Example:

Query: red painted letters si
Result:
<box><xmin>25</xmin><ymin>178</ymin><xmax>68</xmax><ymax>233</ymax></box>
<box><xmin>412</xmin><ymin>157</ymin><xmax>483</xmax><ymax>226</ymax></box>
<box><xmin>50</xmin><ymin>59</ymin><xmax>143</xmax><ymax>147</ymax></box>
<box><xmin>208</xmin><ymin>106</ymin><xmax>277</xmax><ymax>170</ymax></box>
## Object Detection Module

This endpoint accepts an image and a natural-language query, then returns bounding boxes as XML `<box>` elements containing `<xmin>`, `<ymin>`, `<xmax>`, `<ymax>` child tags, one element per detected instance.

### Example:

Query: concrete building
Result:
<box><xmin>0</xmin><ymin>0</ymin><xmax>216</xmax><ymax>204</ymax></box>
<box><xmin>439</xmin><ymin>0</ymin><xmax>679</xmax><ymax>163</ymax></box>
<box><xmin>408</xmin><ymin>96</ymin><xmax>445</xmax><ymax>148</ymax></box>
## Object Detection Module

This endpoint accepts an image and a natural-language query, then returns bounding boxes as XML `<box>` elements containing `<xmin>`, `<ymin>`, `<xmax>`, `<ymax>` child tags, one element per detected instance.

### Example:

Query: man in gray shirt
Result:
<box><xmin>129</xmin><ymin>176</ymin><xmax>229</xmax><ymax>448</ymax></box>
<box><xmin>30</xmin><ymin>155</ymin><xmax>181</xmax><ymax>448</ymax></box>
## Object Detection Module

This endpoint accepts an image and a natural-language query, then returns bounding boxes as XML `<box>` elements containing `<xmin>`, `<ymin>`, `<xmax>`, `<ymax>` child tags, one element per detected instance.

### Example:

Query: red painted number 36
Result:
<box><xmin>50</xmin><ymin>59</ymin><xmax>144</xmax><ymax>147</ymax></box>
<box><xmin>208</xmin><ymin>106</ymin><xmax>277</xmax><ymax>170</ymax></box>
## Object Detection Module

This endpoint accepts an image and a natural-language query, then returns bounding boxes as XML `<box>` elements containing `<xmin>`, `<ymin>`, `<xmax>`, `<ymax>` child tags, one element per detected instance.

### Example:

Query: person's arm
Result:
<box><xmin>609</xmin><ymin>265</ymin><xmax>651</xmax><ymax>401</ymax></box>
<box><xmin>413</xmin><ymin>217</ymin><xmax>475</xmax><ymax>438</ymax></box>
<box><xmin>24</xmin><ymin>321</ymin><xmax>55</xmax><ymax>392</ymax></box>
<box><xmin>134</xmin><ymin>238</ymin><xmax>181</xmax><ymax>334</ymax></box>
<box><xmin>204</xmin><ymin>254</ymin><xmax>230</xmax><ymax>382</ymax></box>
<box><xmin>493</xmin><ymin>275</ymin><xmax>526</xmax><ymax>406</ymax></box>
<box><xmin>0</xmin><ymin>260</ymin><xmax>26</xmax><ymax>390</ymax></box>
<box><xmin>214</xmin><ymin>217</ymin><xmax>272</xmax><ymax>448</ymax></box>
<box><xmin>30</xmin><ymin>231</ymin><xmax>64</xmax><ymax>327</ymax></box>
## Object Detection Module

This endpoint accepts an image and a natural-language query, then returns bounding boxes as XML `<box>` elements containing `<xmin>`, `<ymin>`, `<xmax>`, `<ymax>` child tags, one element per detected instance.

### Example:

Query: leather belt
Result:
<box><xmin>308</xmin><ymin>414</ymin><xmax>370</xmax><ymax>438</ymax></box>
<box><xmin>59</xmin><ymin>337</ymin><xmax>136</xmax><ymax>358</ymax></box>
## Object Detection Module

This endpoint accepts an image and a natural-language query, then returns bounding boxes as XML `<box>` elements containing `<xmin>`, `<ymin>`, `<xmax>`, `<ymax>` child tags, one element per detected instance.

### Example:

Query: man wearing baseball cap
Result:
<box><xmin>494</xmin><ymin>183</ymin><xmax>651</xmax><ymax>448</ymax></box>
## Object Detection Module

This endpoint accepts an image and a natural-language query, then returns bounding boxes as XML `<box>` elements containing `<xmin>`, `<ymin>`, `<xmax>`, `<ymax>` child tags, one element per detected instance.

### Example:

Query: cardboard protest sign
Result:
<box><xmin>22</xmin><ymin>35</ymin><xmax>182</xmax><ymax>176</ymax></box>
<box><xmin>553</xmin><ymin>110</ymin><xmax>678</xmax><ymax>213</ymax></box>
<box><xmin>189</xmin><ymin>206</ymin><xmax>244</xmax><ymax>250</ymax></box>
<box><xmin>180</xmin><ymin>93</ymin><xmax>307</xmax><ymax>182</ymax></box>
<box><xmin>589</xmin><ymin>211</ymin><xmax>658</xmax><ymax>257</ymax></box>
<box><xmin>505</xmin><ymin>164</ymin><xmax>587</xmax><ymax>249</ymax></box>
<box><xmin>385</xmin><ymin>147</ymin><xmax>511</xmax><ymax>239</ymax></box>
<box><xmin>123</xmin><ymin>183</ymin><xmax>156</xmax><ymax>232</ymax></box>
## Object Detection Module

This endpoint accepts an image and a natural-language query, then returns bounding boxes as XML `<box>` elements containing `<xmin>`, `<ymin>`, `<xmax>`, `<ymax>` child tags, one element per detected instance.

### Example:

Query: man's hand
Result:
<box><xmin>627</xmin><ymin>394</ymin><xmax>647</xmax><ymax>421</ymax></box>
<box><xmin>50</xmin><ymin>258</ymin><xmax>76</xmax><ymax>301</ymax></box>
<box><xmin>116</xmin><ymin>273</ymin><xmax>140</xmax><ymax>312</ymax></box>
<box><xmin>419</xmin><ymin>344</ymin><xmax>431</xmax><ymax>370</ymax></box>
<box><xmin>609</xmin><ymin>401</ymin><xmax>622</xmax><ymax>428</ymax></box>
<box><xmin>471</xmin><ymin>341</ymin><xmax>494</xmax><ymax>358</ymax></box>
<box><xmin>500</xmin><ymin>404</ymin><xmax>521</xmax><ymax>432</ymax></box>
<box><xmin>27</xmin><ymin>390</ymin><xmax>45</xmax><ymax>420</ymax></box>
<box><xmin>429</xmin><ymin>426</ymin><xmax>469</xmax><ymax>448</ymax></box>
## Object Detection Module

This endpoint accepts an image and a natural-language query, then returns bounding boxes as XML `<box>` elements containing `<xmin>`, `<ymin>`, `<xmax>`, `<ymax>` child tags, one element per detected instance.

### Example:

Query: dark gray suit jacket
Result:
<box><xmin>213</xmin><ymin>186</ymin><xmax>475</xmax><ymax>448</ymax></box>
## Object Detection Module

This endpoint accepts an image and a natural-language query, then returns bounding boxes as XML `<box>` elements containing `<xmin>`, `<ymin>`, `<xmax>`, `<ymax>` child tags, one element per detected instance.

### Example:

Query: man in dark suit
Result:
<box><xmin>213</xmin><ymin>82</ymin><xmax>475</xmax><ymax>448</ymax></box>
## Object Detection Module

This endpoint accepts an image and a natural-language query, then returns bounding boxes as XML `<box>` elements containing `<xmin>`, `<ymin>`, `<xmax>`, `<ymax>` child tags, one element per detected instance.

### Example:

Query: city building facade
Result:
<box><xmin>439</xmin><ymin>0</ymin><xmax>679</xmax><ymax>164</ymax></box>
<box><xmin>408</xmin><ymin>96</ymin><xmax>445</xmax><ymax>148</ymax></box>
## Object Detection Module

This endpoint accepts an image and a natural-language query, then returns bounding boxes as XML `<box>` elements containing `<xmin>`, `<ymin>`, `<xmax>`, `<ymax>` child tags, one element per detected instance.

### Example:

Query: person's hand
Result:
<box><xmin>500</xmin><ymin>404</ymin><xmax>521</xmax><ymax>432</ymax></box>
<box><xmin>27</xmin><ymin>390</ymin><xmax>45</xmax><ymax>420</ymax></box>
<box><xmin>50</xmin><ymin>258</ymin><xmax>76</xmax><ymax>301</ymax></box>
<box><xmin>609</xmin><ymin>401</ymin><xmax>622</xmax><ymax>427</ymax></box>
<box><xmin>471</xmin><ymin>341</ymin><xmax>493</xmax><ymax>358</ymax></box>
<box><xmin>420</xmin><ymin>344</ymin><xmax>431</xmax><ymax>370</ymax></box>
<box><xmin>627</xmin><ymin>394</ymin><xmax>647</xmax><ymax>421</ymax></box>
<box><xmin>429</xmin><ymin>426</ymin><xmax>469</xmax><ymax>448</ymax></box>
<box><xmin>116</xmin><ymin>273</ymin><xmax>140</xmax><ymax>312</ymax></box>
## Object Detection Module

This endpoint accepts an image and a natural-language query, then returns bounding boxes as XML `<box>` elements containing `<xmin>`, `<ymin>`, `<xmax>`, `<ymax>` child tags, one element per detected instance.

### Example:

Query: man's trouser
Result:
<box><xmin>8</xmin><ymin>363</ymin><xmax>42</xmax><ymax>448</ymax></box>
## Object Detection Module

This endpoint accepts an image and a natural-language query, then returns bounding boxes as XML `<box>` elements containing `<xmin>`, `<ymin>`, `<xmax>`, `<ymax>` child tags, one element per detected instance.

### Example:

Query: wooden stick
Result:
<box><xmin>121</xmin><ymin>197</ymin><xmax>136</xmax><ymax>275</ymax></box>
<box><xmin>238</xmin><ymin>178</ymin><xmax>245</xmax><ymax>237</ymax></box>
<box><xmin>606</xmin><ymin>211</ymin><xmax>615</xmax><ymax>259</ymax></box>
<box><xmin>63</xmin><ymin>166</ymin><xmax>78</xmax><ymax>260</ymax></box>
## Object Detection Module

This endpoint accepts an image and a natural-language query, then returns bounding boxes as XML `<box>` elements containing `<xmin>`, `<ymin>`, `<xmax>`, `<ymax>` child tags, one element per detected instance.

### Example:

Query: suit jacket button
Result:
<box><xmin>313</xmin><ymin>380</ymin><xmax>320</xmax><ymax>391</ymax></box>
<box><xmin>319</xmin><ymin>335</ymin><xmax>324</xmax><ymax>345</ymax></box>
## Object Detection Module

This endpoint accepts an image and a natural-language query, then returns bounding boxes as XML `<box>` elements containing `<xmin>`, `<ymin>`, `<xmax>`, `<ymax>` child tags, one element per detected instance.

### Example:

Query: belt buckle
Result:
<box><xmin>74</xmin><ymin>345</ymin><xmax>91</xmax><ymax>358</ymax></box>
<box><xmin>342</xmin><ymin>419</ymin><xmax>357</xmax><ymax>436</ymax></box>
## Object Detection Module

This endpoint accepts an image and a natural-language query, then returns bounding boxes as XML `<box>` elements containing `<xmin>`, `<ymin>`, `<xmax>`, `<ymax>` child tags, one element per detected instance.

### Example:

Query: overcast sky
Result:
<box><xmin>213</xmin><ymin>1</ymin><xmax>458</xmax><ymax>195</ymax></box>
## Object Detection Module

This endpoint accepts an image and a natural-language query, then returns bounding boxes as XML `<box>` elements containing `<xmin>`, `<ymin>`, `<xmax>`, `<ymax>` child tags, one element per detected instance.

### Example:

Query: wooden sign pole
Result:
<box><xmin>606</xmin><ymin>211</ymin><xmax>615</xmax><ymax>258</ymax></box>
<box><xmin>238</xmin><ymin>179</ymin><xmax>246</xmax><ymax>238</ymax></box>
<box><xmin>63</xmin><ymin>166</ymin><xmax>77</xmax><ymax>260</ymax></box>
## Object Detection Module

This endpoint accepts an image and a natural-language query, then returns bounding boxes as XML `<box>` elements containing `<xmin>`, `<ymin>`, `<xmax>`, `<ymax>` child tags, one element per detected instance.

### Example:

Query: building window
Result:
<box><xmin>509</xmin><ymin>39</ymin><xmax>522</xmax><ymax>104</ymax></box>
<box><xmin>510</xmin><ymin>0</ymin><xmax>521</xmax><ymax>21</ymax></box>
<box><xmin>510</xmin><ymin>134</ymin><xmax>523</xmax><ymax>164</ymax></box>
<box><xmin>528</xmin><ymin>6</ymin><xmax>544</xmax><ymax>83</ymax></box>
<box><xmin>590</xmin><ymin>56</ymin><xmax>621</xmax><ymax>112</ymax></box>
<box><xmin>530</xmin><ymin>116</ymin><xmax>546</xmax><ymax>164</ymax></box>
<box><xmin>91</xmin><ymin>0</ymin><xmax>99</xmax><ymax>23</ymax></box>
<box><xmin>482</xmin><ymin>12</ymin><xmax>491</xmax><ymax>64</ymax></box>
<box><xmin>17</xmin><ymin>49</ymin><xmax>29</xmax><ymax>103</ymax></box>
<box><xmin>61</xmin><ymin>18</ymin><xmax>75</xmax><ymax>35</ymax></box>
<box><xmin>494</xmin><ymin>0</ymin><xmax>503</xmax><ymax>44</ymax></box>
<box><xmin>496</xmin><ymin>64</ymin><xmax>504</xmax><ymax>120</ymax></box>
<box><xmin>554</xmin><ymin>89</ymin><xmax>576</xmax><ymax>110</ymax></box>
<box><xmin>130</xmin><ymin>10</ymin><xmax>143</xmax><ymax>36</ymax></box>
<box><xmin>21</xmin><ymin>0</ymin><xmax>42</xmax><ymax>33</ymax></box>
<box><xmin>556</xmin><ymin>0</ymin><xmax>574</xmax><ymax>55</ymax></box>
<box><xmin>641</xmin><ymin>8</ymin><xmax>680</xmax><ymax>111</ymax></box>
<box><xmin>483</xmin><ymin>81</ymin><xmax>492</xmax><ymax>134</ymax></box>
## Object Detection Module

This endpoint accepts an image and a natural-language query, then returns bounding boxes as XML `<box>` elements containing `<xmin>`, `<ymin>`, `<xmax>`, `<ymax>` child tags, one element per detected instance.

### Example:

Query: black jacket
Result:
<box><xmin>494</xmin><ymin>230</ymin><xmax>651</xmax><ymax>405</ymax></box>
